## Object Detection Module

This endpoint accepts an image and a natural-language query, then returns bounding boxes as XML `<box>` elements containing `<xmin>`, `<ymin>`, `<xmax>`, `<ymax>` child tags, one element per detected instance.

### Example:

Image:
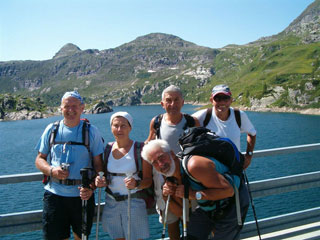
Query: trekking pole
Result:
<box><xmin>95</xmin><ymin>171</ymin><xmax>104</xmax><ymax>240</ymax></box>
<box><xmin>161</xmin><ymin>176</ymin><xmax>178</xmax><ymax>239</ymax></box>
<box><xmin>244</xmin><ymin>171</ymin><xmax>262</xmax><ymax>240</ymax></box>
<box><xmin>126</xmin><ymin>173</ymin><xmax>133</xmax><ymax>240</ymax></box>
<box><xmin>80</xmin><ymin>168</ymin><xmax>90</xmax><ymax>240</ymax></box>
<box><xmin>182</xmin><ymin>198</ymin><xmax>188</xmax><ymax>239</ymax></box>
<box><xmin>182</xmin><ymin>175</ymin><xmax>189</xmax><ymax>240</ymax></box>
<box><xmin>161</xmin><ymin>195</ymin><xmax>171</xmax><ymax>239</ymax></box>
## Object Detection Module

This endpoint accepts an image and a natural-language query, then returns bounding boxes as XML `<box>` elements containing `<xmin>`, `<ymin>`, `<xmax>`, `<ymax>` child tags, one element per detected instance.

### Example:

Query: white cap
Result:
<box><xmin>61</xmin><ymin>91</ymin><xmax>84</xmax><ymax>104</ymax></box>
<box><xmin>110</xmin><ymin>111</ymin><xmax>133</xmax><ymax>127</ymax></box>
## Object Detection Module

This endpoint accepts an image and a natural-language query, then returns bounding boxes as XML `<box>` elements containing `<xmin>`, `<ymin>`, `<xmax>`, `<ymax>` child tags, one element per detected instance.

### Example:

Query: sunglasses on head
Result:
<box><xmin>213</xmin><ymin>95</ymin><xmax>231</xmax><ymax>102</ymax></box>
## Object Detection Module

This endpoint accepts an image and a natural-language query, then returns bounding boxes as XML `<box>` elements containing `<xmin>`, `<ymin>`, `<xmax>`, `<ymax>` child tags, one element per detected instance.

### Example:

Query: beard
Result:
<box><xmin>161</xmin><ymin>154</ymin><xmax>176</xmax><ymax>177</ymax></box>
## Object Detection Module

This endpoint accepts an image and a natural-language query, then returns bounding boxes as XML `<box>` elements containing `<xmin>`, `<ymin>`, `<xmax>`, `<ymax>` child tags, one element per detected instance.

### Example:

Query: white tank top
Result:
<box><xmin>107</xmin><ymin>141</ymin><xmax>139</xmax><ymax>195</ymax></box>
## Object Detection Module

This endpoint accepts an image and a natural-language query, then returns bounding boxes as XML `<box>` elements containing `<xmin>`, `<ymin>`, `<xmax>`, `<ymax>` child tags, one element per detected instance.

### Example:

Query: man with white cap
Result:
<box><xmin>35</xmin><ymin>90</ymin><xmax>104</xmax><ymax>240</ymax></box>
<box><xmin>192</xmin><ymin>84</ymin><xmax>256</xmax><ymax>169</ymax></box>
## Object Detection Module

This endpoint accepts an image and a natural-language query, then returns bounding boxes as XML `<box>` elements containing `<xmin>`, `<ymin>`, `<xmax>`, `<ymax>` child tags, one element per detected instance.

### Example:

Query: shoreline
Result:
<box><xmin>1</xmin><ymin>104</ymin><xmax>320</xmax><ymax>122</ymax></box>
<box><xmin>184</xmin><ymin>102</ymin><xmax>320</xmax><ymax>116</ymax></box>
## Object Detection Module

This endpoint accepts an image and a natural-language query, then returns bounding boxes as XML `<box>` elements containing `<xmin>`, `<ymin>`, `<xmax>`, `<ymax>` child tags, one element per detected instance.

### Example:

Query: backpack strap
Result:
<box><xmin>234</xmin><ymin>108</ymin><xmax>241</xmax><ymax>129</ymax></box>
<box><xmin>82</xmin><ymin>120</ymin><xmax>90</xmax><ymax>153</ymax></box>
<box><xmin>50</xmin><ymin>120</ymin><xmax>90</xmax><ymax>151</ymax></box>
<box><xmin>153</xmin><ymin>114</ymin><xmax>163</xmax><ymax>139</ymax></box>
<box><xmin>103</xmin><ymin>142</ymin><xmax>114</xmax><ymax>172</ymax></box>
<box><xmin>49</xmin><ymin>120</ymin><xmax>60</xmax><ymax>149</ymax></box>
<box><xmin>183</xmin><ymin>114</ymin><xmax>196</xmax><ymax>130</ymax></box>
<box><xmin>134</xmin><ymin>142</ymin><xmax>144</xmax><ymax>179</ymax></box>
<box><xmin>181</xmin><ymin>155</ymin><xmax>198</xmax><ymax>183</ymax></box>
<box><xmin>104</xmin><ymin>142</ymin><xmax>143</xmax><ymax>178</ymax></box>
<box><xmin>203</xmin><ymin>108</ymin><xmax>212</xmax><ymax>127</ymax></box>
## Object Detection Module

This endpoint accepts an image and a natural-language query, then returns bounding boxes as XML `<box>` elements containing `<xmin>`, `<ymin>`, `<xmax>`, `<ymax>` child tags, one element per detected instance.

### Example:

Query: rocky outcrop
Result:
<box><xmin>84</xmin><ymin>101</ymin><xmax>113</xmax><ymax>114</ymax></box>
<box><xmin>283</xmin><ymin>0</ymin><xmax>320</xmax><ymax>43</ymax></box>
<box><xmin>3</xmin><ymin>110</ymin><xmax>43</xmax><ymax>121</ymax></box>
<box><xmin>249</xmin><ymin>82</ymin><xmax>319</xmax><ymax>109</ymax></box>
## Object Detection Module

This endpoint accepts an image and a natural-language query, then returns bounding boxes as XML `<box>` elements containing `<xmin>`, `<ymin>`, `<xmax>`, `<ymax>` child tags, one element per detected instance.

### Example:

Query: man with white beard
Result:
<box><xmin>142</xmin><ymin>139</ymin><xmax>248</xmax><ymax>240</ymax></box>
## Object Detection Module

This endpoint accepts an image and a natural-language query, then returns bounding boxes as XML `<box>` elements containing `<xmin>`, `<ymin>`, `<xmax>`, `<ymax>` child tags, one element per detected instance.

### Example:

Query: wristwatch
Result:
<box><xmin>195</xmin><ymin>191</ymin><xmax>202</xmax><ymax>200</ymax></box>
<box><xmin>247</xmin><ymin>151</ymin><xmax>253</xmax><ymax>156</ymax></box>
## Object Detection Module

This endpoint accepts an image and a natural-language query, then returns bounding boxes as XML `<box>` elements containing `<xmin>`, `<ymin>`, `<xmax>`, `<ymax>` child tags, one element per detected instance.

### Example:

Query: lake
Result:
<box><xmin>0</xmin><ymin>104</ymin><xmax>320</xmax><ymax>239</ymax></box>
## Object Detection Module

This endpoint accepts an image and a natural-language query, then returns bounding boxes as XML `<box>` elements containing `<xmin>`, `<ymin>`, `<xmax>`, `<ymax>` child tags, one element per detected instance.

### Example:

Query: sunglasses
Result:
<box><xmin>213</xmin><ymin>95</ymin><xmax>231</xmax><ymax>102</ymax></box>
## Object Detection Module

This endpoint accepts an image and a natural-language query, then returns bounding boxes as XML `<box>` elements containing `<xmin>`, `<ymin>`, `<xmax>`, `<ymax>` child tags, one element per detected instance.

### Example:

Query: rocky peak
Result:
<box><xmin>283</xmin><ymin>0</ymin><xmax>320</xmax><ymax>43</ymax></box>
<box><xmin>53</xmin><ymin>43</ymin><xmax>81</xmax><ymax>59</ymax></box>
<box><xmin>125</xmin><ymin>33</ymin><xmax>198</xmax><ymax>48</ymax></box>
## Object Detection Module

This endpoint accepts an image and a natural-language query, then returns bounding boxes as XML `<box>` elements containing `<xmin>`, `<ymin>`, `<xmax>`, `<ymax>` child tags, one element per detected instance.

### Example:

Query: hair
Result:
<box><xmin>141</xmin><ymin>139</ymin><xmax>171</xmax><ymax>164</ymax></box>
<box><xmin>161</xmin><ymin>85</ymin><xmax>183</xmax><ymax>100</ymax></box>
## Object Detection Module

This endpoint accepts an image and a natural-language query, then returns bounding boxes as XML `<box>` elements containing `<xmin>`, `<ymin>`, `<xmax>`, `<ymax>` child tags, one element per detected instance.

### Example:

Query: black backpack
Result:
<box><xmin>153</xmin><ymin>113</ymin><xmax>196</xmax><ymax>138</ymax></box>
<box><xmin>178</xmin><ymin>127</ymin><xmax>244</xmax><ymax>177</ymax></box>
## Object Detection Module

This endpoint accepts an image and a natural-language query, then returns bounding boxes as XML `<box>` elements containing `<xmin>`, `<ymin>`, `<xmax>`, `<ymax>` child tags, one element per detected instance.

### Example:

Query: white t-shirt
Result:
<box><xmin>192</xmin><ymin>107</ymin><xmax>256</xmax><ymax>151</ymax></box>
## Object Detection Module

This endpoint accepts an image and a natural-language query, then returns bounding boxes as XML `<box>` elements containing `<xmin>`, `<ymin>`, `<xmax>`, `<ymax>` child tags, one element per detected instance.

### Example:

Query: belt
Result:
<box><xmin>107</xmin><ymin>192</ymin><xmax>141</xmax><ymax>201</ymax></box>
<box><xmin>51</xmin><ymin>178</ymin><xmax>82</xmax><ymax>186</ymax></box>
<box><xmin>109</xmin><ymin>173</ymin><xmax>127</xmax><ymax>177</ymax></box>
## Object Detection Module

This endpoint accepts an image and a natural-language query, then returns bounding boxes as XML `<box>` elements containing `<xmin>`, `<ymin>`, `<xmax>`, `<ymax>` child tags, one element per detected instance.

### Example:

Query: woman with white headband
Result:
<box><xmin>96</xmin><ymin>111</ymin><xmax>152</xmax><ymax>240</ymax></box>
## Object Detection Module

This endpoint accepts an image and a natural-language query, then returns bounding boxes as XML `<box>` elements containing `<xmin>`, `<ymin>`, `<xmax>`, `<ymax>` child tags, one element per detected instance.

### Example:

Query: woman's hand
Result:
<box><xmin>124</xmin><ymin>176</ymin><xmax>137</xmax><ymax>190</ymax></box>
<box><xmin>95</xmin><ymin>175</ymin><xmax>107</xmax><ymax>188</ymax></box>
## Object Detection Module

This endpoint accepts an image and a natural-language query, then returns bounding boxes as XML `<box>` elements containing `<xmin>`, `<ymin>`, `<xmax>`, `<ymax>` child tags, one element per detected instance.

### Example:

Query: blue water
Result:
<box><xmin>1</xmin><ymin>105</ymin><xmax>320</xmax><ymax>239</ymax></box>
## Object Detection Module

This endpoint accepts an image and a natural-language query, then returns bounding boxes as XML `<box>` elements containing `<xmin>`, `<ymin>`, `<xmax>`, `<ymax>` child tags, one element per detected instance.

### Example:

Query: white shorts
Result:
<box><xmin>102</xmin><ymin>194</ymin><xmax>150</xmax><ymax>239</ymax></box>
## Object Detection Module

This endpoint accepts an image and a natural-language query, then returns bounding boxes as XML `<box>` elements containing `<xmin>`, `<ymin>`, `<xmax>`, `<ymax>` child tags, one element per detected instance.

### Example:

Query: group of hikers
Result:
<box><xmin>35</xmin><ymin>83</ymin><xmax>256</xmax><ymax>240</ymax></box>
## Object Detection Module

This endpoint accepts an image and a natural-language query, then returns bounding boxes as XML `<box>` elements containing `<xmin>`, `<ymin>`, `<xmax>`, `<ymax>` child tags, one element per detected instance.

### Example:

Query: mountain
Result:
<box><xmin>0</xmin><ymin>33</ymin><xmax>217</xmax><ymax>106</ymax></box>
<box><xmin>0</xmin><ymin>0</ymin><xmax>319</xmax><ymax>113</ymax></box>
<box><xmin>53</xmin><ymin>43</ymin><xmax>82</xmax><ymax>59</ymax></box>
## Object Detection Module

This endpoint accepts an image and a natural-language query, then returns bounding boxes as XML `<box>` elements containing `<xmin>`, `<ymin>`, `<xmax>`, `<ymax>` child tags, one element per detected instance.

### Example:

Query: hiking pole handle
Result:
<box><xmin>96</xmin><ymin>172</ymin><xmax>104</xmax><ymax>240</ymax></box>
<box><xmin>80</xmin><ymin>168</ymin><xmax>90</xmax><ymax>188</ymax></box>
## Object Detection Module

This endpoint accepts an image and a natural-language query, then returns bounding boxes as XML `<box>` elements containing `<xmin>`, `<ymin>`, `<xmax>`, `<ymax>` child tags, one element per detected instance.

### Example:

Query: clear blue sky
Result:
<box><xmin>0</xmin><ymin>0</ymin><xmax>315</xmax><ymax>61</ymax></box>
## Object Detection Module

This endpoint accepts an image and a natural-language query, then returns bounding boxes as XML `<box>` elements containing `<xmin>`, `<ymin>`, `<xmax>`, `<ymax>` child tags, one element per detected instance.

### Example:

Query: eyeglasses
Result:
<box><xmin>213</xmin><ymin>95</ymin><xmax>231</xmax><ymax>102</ymax></box>
<box><xmin>150</xmin><ymin>152</ymin><xmax>168</xmax><ymax>166</ymax></box>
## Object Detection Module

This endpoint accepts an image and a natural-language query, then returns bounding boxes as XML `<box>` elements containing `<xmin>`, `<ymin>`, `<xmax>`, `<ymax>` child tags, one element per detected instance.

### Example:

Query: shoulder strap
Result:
<box><xmin>103</xmin><ymin>142</ymin><xmax>114</xmax><ymax>172</ymax></box>
<box><xmin>49</xmin><ymin>120</ymin><xmax>60</xmax><ymax>148</ymax></box>
<box><xmin>82</xmin><ymin>121</ymin><xmax>90</xmax><ymax>152</ymax></box>
<box><xmin>203</xmin><ymin>108</ymin><xmax>212</xmax><ymax>127</ymax></box>
<box><xmin>49</xmin><ymin>120</ymin><xmax>90</xmax><ymax>150</ymax></box>
<box><xmin>181</xmin><ymin>156</ymin><xmax>199</xmax><ymax>183</ymax></box>
<box><xmin>134</xmin><ymin>141</ymin><xmax>144</xmax><ymax>174</ymax></box>
<box><xmin>153</xmin><ymin>114</ymin><xmax>163</xmax><ymax>139</ymax></box>
<box><xmin>234</xmin><ymin>108</ymin><xmax>241</xmax><ymax>129</ymax></box>
<box><xmin>183</xmin><ymin>113</ymin><xmax>196</xmax><ymax>130</ymax></box>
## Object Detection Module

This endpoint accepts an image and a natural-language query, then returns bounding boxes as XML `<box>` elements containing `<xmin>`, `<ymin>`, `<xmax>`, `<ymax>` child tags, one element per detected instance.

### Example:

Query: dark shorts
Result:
<box><xmin>187</xmin><ymin>180</ymin><xmax>249</xmax><ymax>240</ymax></box>
<box><xmin>42</xmin><ymin>190</ymin><xmax>95</xmax><ymax>240</ymax></box>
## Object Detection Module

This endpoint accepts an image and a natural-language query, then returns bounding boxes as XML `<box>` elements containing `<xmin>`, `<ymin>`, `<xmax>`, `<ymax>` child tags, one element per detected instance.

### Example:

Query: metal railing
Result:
<box><xmin>1</xmin><ymin>143</ymin><xmax>320</xmax><ymax>238</ymax></box>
